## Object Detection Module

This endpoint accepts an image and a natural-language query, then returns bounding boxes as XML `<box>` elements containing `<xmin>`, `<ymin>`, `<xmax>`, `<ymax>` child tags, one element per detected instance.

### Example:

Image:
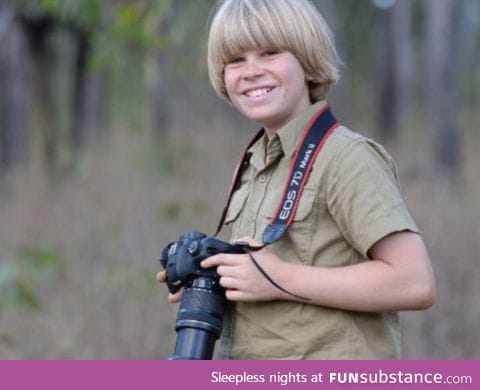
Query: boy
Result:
<box><xmin>158</xmin><ymin>0</ymin><xmax>435</xmax><ymax>359</ymax></box>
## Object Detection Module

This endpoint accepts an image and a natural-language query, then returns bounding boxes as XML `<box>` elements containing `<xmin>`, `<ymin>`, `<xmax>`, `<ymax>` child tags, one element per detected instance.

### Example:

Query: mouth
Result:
<box><xmin>244</xmin><ymin>87</ymin><xmax>274</xmax><ymax>98</ymax></box>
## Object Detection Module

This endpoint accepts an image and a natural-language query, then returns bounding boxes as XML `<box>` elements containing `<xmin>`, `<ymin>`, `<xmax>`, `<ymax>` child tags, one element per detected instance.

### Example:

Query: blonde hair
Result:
<box><xmin>207</xmin><ymin>0</ymin><xmax>340</xmax><ymax>103</ymax></box>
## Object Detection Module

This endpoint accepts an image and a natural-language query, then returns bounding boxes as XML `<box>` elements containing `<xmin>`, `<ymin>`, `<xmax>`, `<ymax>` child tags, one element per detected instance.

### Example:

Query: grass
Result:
<box><xmin>0</xmin><ymin>107</ymin><xmax>479</xmax><ymax>359</ymax></box>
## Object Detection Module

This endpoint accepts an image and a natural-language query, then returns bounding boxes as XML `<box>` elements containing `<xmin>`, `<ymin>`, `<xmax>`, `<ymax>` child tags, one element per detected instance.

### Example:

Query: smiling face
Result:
<box><xmin>208</xmin><ymin>0</ymin><xmax>340</xmax><ymax>112</ymax></box>
<box><xmin>224</xmin><ymin>49</ymin><xmax>311</xmax><ymax>134</ymax></box>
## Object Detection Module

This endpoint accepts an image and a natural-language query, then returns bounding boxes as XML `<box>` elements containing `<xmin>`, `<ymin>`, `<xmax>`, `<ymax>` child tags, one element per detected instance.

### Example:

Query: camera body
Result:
<box><xmin>159</xmin><ymin>231</ymin><xmax>247</xmax><ymax>360</ymax></box>
<box><xmin>160</xmin><ymin>231</ymin><xmax>247</xmax><ymax>294</ymax></box>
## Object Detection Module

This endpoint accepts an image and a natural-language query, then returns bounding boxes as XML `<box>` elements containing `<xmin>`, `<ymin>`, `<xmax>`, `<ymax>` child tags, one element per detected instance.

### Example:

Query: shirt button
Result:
<box><xmin>258</xmin><ymin>174</ymin><xmax>267</xmax><ymax>183</ymax></box>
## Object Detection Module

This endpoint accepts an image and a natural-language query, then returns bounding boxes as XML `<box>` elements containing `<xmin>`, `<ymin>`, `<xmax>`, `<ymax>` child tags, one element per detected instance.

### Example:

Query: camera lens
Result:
<box><xmin>171</xmin><ymin>277</ymin><xmax>226</xmax><ymax>360</ymax></box>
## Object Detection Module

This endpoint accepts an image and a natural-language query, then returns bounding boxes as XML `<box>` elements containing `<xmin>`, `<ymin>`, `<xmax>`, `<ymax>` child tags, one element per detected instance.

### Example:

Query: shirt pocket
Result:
<box><xmin>225</xmin><ymin>187</ymin><xmax>249</xmax><ymax>238</ymax></box>
<box><xmin>266</xmin><ymin>188</ymin><xmax>317</xmax><ymax>264</ymax></box>
<box><xmin>291</xmin><ymin>188</ymin><xmax>317</xmax><ymax>221</ymax></box>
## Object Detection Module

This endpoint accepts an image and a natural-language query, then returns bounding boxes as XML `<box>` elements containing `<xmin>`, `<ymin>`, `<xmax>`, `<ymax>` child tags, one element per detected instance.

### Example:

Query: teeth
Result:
<box><xmin>246</xmin><ymin>88</ymin><xmax>272</xmax><ymax>98</ymax></box>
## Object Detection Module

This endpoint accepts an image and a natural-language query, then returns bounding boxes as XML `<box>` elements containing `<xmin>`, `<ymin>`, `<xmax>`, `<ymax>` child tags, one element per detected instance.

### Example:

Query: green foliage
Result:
<box><xmin>0</xmin><ymin>247</ymin><xmax>64</xmax><ymax>313</ymax></box>
<box><xmin>17</xmin><ymin>0</ymin><xmax>180</xmax><ymax>61</ymax></box>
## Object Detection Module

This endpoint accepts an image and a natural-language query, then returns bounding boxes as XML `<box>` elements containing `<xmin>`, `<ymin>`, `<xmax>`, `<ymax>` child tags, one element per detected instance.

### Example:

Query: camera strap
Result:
<box><xmin>212</xmin><ymin>104</ymin><xmax>338</xmax><ymax>302</ymax></box>
<box><xmin>215</xmin><ymin>104</ymin><xmax>338</xmax><ymax>245</ymax></box>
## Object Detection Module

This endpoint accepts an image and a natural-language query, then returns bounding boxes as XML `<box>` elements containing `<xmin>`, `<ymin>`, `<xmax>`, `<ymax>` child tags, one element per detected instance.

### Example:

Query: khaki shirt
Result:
<box><xmin>219</xmin><ymin>101</ymin><xmax>418</xmax><ymax>359</ymax></box>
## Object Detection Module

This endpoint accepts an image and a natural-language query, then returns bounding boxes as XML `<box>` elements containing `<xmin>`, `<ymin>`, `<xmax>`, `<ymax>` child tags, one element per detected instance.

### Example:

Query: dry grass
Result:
<box><xmin>0</xmin><ymin>107</ymin><xmax>479</xmax><ymax>359</ymax></box>
<box><xmin>400</xmin><ymin>121</ymin><xmax>480</xmax><ymax>359</ymax></box>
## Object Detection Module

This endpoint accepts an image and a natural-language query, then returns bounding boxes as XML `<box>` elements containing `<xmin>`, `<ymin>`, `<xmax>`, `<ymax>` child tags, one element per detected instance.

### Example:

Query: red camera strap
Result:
<box><xmin>215</xmin><ymin>104</ymin><xmax>338</xmax><ymax>245</ymax></box>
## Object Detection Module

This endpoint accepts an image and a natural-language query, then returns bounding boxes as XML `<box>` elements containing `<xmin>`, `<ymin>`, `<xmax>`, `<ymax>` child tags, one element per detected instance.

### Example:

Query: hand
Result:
<box><xmin>200</xmin><ymin>237</ymin><xmax>288</xmax><ymax>302</ymax></box>
<box><xmin>156</xmin><ymin>270</ymin><xmax>183</xmax><ymax>303</ymax></box>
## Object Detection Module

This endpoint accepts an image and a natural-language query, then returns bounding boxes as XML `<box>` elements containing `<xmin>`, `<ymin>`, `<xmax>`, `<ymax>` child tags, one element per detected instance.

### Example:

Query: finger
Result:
<box><xmin>219</xmin><ymin>276</ymin><xmax>240</xmax><ymax>290</ymax></box>
<box><xmin>201</xmin><ymin>253</ymin><xmax>235</xmax><ymax>268</ymax></box>
<box><xmin>200</xmin><ymin>255</ymin><xmax>217</xmax><ymax>268</ymax></box>
<box><xmin>225</xmin><ymin>289</ymin><xmax>249</xmax><ymax>302</ymax></box>
<box><xmin>156</xmin><ymin>271</ymin><xmax>167</xmax><ymax>282</ymax></box>
<box><xmin>216</xmin><ymin>264</ymin><xmax>238</xmax><ymax>277</ymax></box>
<box><xmin>168</xmin><ymin>290</ymin><xmax>183</xmax><ymax>304</ymax></box>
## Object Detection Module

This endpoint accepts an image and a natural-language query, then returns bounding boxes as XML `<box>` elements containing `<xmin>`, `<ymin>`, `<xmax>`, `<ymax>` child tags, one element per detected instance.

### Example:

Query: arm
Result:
<box><xmin>201</xmin><ymin>231</ymin><xmax>436</xmax><ymax>312</ymax></box>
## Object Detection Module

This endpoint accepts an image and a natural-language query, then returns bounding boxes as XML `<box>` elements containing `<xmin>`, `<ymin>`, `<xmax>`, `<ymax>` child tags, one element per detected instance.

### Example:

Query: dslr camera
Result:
<box><xmin>159</xmin><ymin>231</ymin><xmax>248</xmax><ymax>360</ymax></box>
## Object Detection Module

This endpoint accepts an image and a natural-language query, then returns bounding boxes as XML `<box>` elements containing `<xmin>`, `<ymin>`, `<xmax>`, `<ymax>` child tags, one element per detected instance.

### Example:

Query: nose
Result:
<box><xmin>242</xmin><ymin>55</ymin><xmax>264</xmax><ymax>79</ymax></box>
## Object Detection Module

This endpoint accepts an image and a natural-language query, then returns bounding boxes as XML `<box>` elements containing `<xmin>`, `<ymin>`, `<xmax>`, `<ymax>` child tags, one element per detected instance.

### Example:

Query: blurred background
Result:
<box><xmin>0</xmin><ymin>0</ymin><xmax>479</xmax><ymax>359</ymax></box>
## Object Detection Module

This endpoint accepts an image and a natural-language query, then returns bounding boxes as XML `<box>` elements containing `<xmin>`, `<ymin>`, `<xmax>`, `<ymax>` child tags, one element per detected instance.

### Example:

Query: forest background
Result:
<box><xmin>0</xmin><ymin>0</ymin><xmax>479</xmax><ymax>359</ymax></box>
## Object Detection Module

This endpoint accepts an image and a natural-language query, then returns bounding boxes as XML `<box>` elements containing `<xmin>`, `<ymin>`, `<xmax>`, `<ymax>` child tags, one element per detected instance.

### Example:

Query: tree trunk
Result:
<box><xmin>0</xmin><ymin>5</ymin><xmax>29</xmax><ymax>171</ymax></box>
<box><xmin>376</xmin><ymin>0</ymin><xmax>413</xmax><ymax>140</ymax></box>
<box><xmin>70</xmin><ymin>28</ymin><xmax>105</xmax><ymax>162</ymax></box>
<box><xmin>455</xmin><ymin>0</ymin><xmax>480</xmax><ymax>109</ymax></box>
<box><xmin>424</xmin><ymin>0</ymin><xmax>459</xmax><ymax>172</ymax></box>
<box><xmin>150</xmin><ymin>51</ymin><xmax>171</xmax><ymax>139</ymax></box>
<box><xmin>21</xmin><ymin>11</ymin><xmax>59</xmax><ymax>175</ymax></box>
<box><xmin>149</xmin><ymin>3</ymin><xmax>178</xmax><ymax>141</ymax></box>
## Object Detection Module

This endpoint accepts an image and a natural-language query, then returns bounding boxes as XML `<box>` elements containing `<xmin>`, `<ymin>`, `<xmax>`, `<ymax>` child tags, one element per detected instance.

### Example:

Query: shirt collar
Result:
<box><xmin>276</xmin><ymin>100</ymin><xmax>328</xmax><ymax>158</ymax></box>
<box><xmin>247</xmin><ymin>100</ymin><xmax>329</xmax><ymax>163</ymax></box>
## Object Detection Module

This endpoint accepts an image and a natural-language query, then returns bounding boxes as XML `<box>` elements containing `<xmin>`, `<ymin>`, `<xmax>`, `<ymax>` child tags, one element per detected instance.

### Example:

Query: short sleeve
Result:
<box><xmin>326</xmin><ymin>138</ymin><xmax>418</xmax><ymax>258</ymax></box>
